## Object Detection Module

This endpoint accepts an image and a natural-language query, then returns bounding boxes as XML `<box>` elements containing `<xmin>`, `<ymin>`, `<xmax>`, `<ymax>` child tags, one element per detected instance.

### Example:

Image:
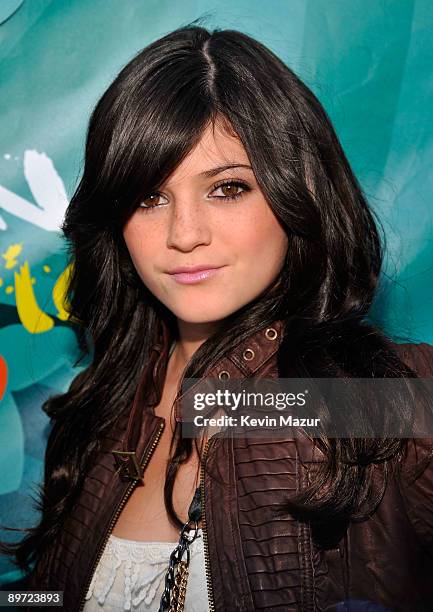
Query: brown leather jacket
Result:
<box><xmin>27</xmin><ymin>319</ymin><xmax>433</xmax><ymax>611</ymax></box>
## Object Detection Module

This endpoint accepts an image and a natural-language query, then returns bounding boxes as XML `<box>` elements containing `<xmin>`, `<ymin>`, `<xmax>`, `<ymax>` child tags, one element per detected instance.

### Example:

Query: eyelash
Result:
<box><xmin>137</xmin><ymin>179</ymin><xmax>251</xmax><ymax>212</ymax></box>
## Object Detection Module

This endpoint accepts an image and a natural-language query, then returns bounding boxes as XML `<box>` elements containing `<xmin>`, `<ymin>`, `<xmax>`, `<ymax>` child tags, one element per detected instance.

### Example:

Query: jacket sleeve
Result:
<box><xmin>395</xmin><ymin>342</ymin><xmax>433</xmax><ymax>557</ymax></box>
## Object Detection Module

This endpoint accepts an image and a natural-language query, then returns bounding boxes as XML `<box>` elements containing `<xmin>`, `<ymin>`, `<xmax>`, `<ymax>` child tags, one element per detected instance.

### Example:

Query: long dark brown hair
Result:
<box><xmin>1</xmin><ymin>19</ymin><xmax>424</xmax><ymax>572</ymax></box>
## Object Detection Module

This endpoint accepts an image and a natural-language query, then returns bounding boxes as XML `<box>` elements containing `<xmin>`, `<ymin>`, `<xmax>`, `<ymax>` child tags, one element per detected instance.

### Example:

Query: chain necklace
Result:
<box><xmin>158</xmin><ymin>486</ymin><xmax>202</xmax><ymax>612</ymax></box>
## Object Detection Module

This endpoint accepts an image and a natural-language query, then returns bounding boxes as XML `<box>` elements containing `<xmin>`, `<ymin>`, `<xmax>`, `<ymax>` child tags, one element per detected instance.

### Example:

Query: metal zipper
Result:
<box><xmin>77</xmin><ymin>419</ymin><xmax>165</xmax><ymax>612</ymax></box>
<box><xmin>200</xmin><ymin>437</ymin><xmax>215</xmax><ymax>612</ymax></box>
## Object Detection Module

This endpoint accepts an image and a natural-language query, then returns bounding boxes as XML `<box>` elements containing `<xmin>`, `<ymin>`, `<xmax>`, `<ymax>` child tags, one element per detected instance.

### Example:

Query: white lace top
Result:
<box><xmin>83</xmin><ymin>530</ymin><xmax>209</xmax><ymax>611</ymax></box>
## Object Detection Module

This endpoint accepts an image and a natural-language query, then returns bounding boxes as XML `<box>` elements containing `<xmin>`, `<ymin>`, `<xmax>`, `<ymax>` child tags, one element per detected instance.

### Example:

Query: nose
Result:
<box><xmin>166</xmin><ymin>198</ymin><xmax>212</xmax><ymax>252</ymax></box>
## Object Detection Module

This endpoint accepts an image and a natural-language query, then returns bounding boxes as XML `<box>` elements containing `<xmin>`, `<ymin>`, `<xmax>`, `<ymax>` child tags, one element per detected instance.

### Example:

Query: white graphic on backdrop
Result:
<box><xmin>0</xmin><ymin>150</ymin><xmax>68</xmax><ymax>231</ymax></box>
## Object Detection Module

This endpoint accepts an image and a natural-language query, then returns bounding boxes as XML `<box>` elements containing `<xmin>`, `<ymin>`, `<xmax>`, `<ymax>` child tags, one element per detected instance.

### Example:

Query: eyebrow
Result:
<box><xmin>199</xmin><ymin>164</ymin><xmax>253</xmax><ymax>178</ymax></box>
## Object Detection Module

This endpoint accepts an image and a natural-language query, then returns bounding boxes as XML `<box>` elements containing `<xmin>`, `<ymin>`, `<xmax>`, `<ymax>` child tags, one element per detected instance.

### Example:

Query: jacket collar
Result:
<box><xmin>165</xmin><ymin>318</ymin><xmax>286</xmax><ymax>422</ymax></box>
<box><xmin>123</xmin><ymin>316</ymin><xmax>286</xmax><ymax>450</ymax></box>
<box><xmin>173</xmin><ymin>318</ymin><xmax>285</xmax><ymax>422</ymax></box>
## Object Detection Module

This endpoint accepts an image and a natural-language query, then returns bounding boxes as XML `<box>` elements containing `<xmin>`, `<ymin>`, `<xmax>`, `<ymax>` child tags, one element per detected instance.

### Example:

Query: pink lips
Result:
<box><xmin>167</xmin><ymin>266</ymin><xmax>225</xmax><ymax>285</ymax></box>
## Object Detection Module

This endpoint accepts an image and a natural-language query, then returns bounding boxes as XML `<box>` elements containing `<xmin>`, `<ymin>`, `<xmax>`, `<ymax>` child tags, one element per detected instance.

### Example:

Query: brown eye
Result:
<box><xmin>220</xmin><ymin>184</ymin><xmax>241</xmax><ymax>197</ymax></box>
<box><xmin>139</xmin><ymin>193</ymin><xmax>166</xmax><ymax>210</ymax></box>
<box><xmin>141</xmin><ymin>195</ymin><xmax>159</xmax><ymax>207</ymax></box>
<box><xmin>212</xmin><ymin>180</ymin><xmax>250</xmax><ymax>201</ymax></box>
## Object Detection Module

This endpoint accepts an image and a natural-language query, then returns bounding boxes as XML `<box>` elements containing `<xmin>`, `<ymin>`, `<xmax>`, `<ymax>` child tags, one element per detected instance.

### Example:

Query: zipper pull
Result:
<box><xmin>112</xmin><ymin>449</ymin><xmax>144</xmax><ymax>481</ymax></box>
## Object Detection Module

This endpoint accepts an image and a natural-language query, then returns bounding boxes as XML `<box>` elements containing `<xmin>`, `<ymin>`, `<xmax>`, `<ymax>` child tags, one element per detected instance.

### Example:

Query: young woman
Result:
<box><xmin>2</xmin><ymin>23</ymin><xmax>433</xmax><ymax>612</ymax></box>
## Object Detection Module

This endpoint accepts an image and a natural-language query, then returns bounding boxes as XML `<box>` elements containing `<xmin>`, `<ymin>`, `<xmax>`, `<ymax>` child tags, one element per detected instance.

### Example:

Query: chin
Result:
<box><xmin>173</xmin><ymin>311</ymin><xmax>227</xmax><ymax>324</ymax></box>
<box><xmin>169</xmin><ymin>302</ymin><xmax>240</xmax><ymax>324</ymax></box>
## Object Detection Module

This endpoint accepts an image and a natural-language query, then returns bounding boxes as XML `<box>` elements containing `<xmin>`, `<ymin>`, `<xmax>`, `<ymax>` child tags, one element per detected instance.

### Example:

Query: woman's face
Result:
<box><xmin>123</xmin><ymin>121</ymin><xmax>288</xmax><ymax>325</ymax></box>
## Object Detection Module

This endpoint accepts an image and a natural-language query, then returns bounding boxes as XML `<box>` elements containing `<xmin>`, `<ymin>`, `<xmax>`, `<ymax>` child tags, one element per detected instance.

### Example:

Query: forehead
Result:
<box><xmin>163</xmin><ymin>120</ymin><xmax>251</xmax><ymax>186</ymax></box>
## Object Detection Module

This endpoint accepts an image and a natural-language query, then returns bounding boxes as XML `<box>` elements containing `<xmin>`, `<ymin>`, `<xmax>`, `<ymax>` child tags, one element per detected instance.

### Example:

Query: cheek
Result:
<box><xmin>123</xmin><ymin>216</ymin><xmax>140</xmax><ymax>251</ymax></box>
<box><xmin>122</xmin><ymin>218</ymin><xmax>155</xmax><ymax>278</ymax></box>
<box><xmin>234</xmin><ymin>209</ymin><xmax>288</xmax><ymax>270</ymax></box>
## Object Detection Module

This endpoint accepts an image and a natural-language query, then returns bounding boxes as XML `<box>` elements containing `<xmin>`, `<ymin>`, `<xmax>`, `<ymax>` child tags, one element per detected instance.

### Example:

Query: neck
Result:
<box><xmin>171</xmin><ymin>319</ymin><xmax>223</xmax><ymax>371</ymax></box>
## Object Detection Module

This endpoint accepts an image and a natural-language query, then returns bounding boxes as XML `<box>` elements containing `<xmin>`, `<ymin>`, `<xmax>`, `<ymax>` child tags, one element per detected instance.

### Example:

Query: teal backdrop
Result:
<box><xmin>0</xmin><ymin>0</ymin><xmax>432</xmax><ymax>585</ymax></box>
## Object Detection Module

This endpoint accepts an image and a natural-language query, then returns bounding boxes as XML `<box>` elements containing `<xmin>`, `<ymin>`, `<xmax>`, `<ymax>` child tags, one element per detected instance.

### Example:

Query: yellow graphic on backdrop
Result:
<box><xmin>52</xmin><ymin>263</ymin><xmax>72</xmax><ymax>321</ymax></box>
<box><xmin>8</xmin><ymin>259</ymin><xmax>72</xmax><ymax>333</ymax></box>
<box><xmin>14</xmin><ymin>261</ymin><xmax>54</xmax><ymax>333</ymax></box>
<box><xmin>2</xmin><ymin>243</ymin><xmax>23</xmax><ymax>269</ymax></box>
